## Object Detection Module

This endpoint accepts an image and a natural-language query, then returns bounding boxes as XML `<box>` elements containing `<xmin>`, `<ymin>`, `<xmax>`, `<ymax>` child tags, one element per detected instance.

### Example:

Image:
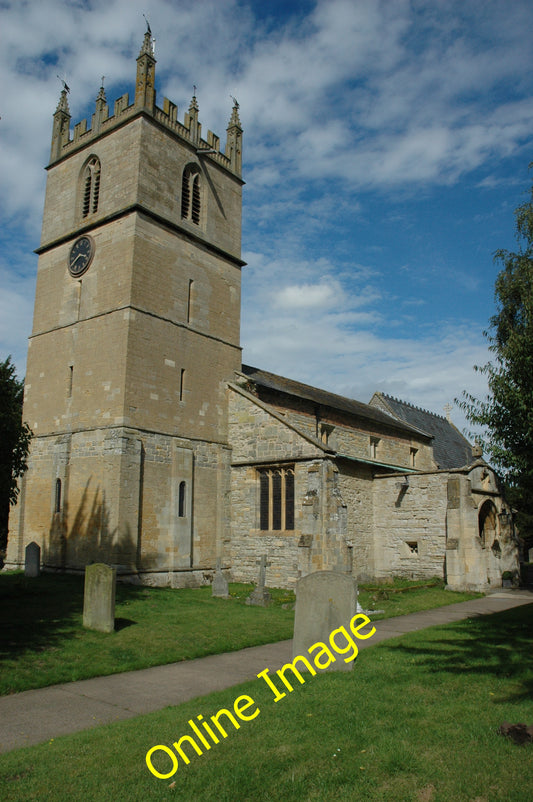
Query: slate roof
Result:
<box><xmin>239</xmin><ymin>365</ymin><xmax>430</xmax><ymax>439</ymax></box>
<box><xmin>371</xmin><ymin>393</ymin><xmax>473</xmax><ymax>469</ymax></box>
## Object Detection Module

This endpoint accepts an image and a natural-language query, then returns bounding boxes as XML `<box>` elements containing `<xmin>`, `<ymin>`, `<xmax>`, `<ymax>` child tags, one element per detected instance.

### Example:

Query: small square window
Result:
<box><xmin>406</xmin><ymin>541</ymin><xmax>418</xmax><ymax>554</ymax></box>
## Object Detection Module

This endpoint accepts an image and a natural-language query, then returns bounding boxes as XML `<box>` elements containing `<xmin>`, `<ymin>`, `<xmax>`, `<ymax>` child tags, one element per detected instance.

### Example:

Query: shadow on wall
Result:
<box><xmin>44</xmin><ymin>478</ymin><xmax>137</xmax><ymax>570</ymax></box>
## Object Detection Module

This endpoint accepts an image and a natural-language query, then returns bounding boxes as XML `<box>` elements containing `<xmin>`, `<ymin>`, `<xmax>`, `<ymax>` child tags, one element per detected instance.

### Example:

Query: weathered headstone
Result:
<box><xmin>83</xmin><ymin>563</ymin><xmax>116</xmax><ymax>633</ymax></box>
<box><xmin>211</xmin><ymin>557</ymin><xmax>229</xmax><ymax>598</ymax></box>
<box><xmin>293</xmin><ymin>570</ymin><xmax>357</xmax><ymax>671</ymax></box>
<box><xmin>246</xmin><ymin>554</ymin><xmax>272</xmax><ymax>606</ymax></box>
<box><xmin>24</xmin><ymin>541</ymin><xmax>41</xmax><ymax>578</ymax></box>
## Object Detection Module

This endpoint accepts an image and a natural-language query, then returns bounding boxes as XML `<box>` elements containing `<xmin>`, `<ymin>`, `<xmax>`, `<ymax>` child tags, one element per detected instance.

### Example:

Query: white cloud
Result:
<box><xmin>275</xmin><ymin>282</ymin><xmax>340</xmax><ymax>309</ymax></box>
<box><xmin>1</xmin><ymin>0</ymin><xmax>530</xmax><ymax>441</ymax></box>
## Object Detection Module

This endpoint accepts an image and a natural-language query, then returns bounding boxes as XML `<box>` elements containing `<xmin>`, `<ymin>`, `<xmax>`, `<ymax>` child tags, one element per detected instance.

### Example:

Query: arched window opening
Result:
<box><xmin>178</xmin><ymin>481</ymin><xmax>186</xmax><ymax>518</ymax></box>
<box><xmin>181</xmin><ymin>165</ymin><xmax>201</xmax><ymax>225</ymax></box>
<box><xmin>55</xmin><ymin>478</ymin><xmax>62</xmax><ymax>513</ymax></box>
<box><xmin>258</xmin><ymin>466</ymin><xmax>295</xmax><ymax>531</ymax></box>
<box><xmin>479</xmin><ymin>500</ymin><xmax>498</xmax><ymax>548</ymax></box>
<box><xmin>81</xmin><ymin>156</ymin><xmax>101</xmax><ymax>219</ymax></box>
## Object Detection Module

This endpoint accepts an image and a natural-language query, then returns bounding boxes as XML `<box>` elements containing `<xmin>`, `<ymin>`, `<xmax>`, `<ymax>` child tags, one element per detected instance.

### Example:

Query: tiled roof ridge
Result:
<box><xmin>380</xmin><ymin>392</ymin><xmax>448</xmax><ymax>422</ymax></box>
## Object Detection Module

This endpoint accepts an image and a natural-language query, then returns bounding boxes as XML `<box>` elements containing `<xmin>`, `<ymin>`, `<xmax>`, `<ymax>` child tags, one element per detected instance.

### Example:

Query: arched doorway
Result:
<box><xmin>478</xmin><ymin>500</ymin><xmax>498</xmax><ymax>548</ymax></box>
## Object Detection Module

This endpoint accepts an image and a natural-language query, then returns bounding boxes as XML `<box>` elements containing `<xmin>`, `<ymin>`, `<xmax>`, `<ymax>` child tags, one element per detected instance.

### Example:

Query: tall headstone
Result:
<box><xmin>293</xmin><ymin>571</ymin><xmax>358</xmax><ymax>671</ymax></box>
<box><xmin>246</xmin><ymin>554</ymin><xmax>272</xmax><ymax>606</ymax></box>
<box><xmin>211</xmin><ymin>557</ymin><xmax>229</xmax><ymax>598</ymax></box>
<box><xmin>24</xmin><ymin>541</ymin><xmax>41</xmax><ymax>578</ymax></box>
<box><xmin>83</xmin><ymin>563</ymin><xmax>116</xmax><ymax>633</ymax></box>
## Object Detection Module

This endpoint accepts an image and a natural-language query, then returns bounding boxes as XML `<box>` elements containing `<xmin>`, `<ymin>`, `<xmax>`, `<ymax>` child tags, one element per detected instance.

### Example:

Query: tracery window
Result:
<box><xmin>258</xmin><ymin>466</ymin><xmax>294</xmax><ymax>531</ymax></box>
<box><xmin>181</xmin><ymin>164</ymin><xmax>201</xmax><ymax>224</ymax></box>
<box><xmin>81</xmin><ymin>156</ymin><xmax>101</xmax><ymax>218</ymax></box>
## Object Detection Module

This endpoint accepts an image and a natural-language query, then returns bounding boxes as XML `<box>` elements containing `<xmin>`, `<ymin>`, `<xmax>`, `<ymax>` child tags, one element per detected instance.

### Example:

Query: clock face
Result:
<box><xmin>68</xmin><ymin>235</ymin><xmax>94</xmax><ymax>277</ymax></box>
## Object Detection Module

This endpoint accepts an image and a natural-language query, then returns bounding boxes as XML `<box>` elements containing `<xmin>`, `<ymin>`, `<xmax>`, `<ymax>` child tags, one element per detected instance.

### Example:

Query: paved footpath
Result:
<box><xmin>1</xmin><ymin>589</ymin><xmax>531</xmax><ymax>754</ymax></box>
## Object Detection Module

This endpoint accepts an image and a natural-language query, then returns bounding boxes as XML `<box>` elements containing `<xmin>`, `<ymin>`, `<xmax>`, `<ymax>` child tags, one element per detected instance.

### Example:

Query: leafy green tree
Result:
<box><xmin>458</xmin><ymin>172</ymin><xmax>533</xmax><ymax>547</ymax></box>
<box><xmin>0</xmin><ymin>356</ymin><xmax>32</xmax><ymax>554</ymax></box>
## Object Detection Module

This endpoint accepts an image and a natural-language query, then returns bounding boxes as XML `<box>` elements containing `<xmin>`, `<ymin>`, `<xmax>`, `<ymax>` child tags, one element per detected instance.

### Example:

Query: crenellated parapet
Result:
<box><xmin>49</xmin><ymin>31</ymin><xmax>243</xmax><ymax>177</ymax></box>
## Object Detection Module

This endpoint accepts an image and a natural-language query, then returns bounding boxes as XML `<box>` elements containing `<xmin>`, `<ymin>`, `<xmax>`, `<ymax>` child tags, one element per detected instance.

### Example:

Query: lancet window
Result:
<box><xmin>181</xmin><ymin>165</ymin><xmax>201</xmax><ymax>224</ymax></box>
<box><xmin>81</xmin><ymin>156</ymin><xmax>101</xmax><ymax>218</ymax></box>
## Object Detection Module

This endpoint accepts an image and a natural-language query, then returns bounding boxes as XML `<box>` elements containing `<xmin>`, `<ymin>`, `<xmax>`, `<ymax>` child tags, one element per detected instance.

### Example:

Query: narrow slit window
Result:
<box><xmin>178</xmin><ymin>481</ymin><xmax>186</xmax><ymax>518</ymax></box>
<box><xmin>55</xmin><ymin>478</ymin><xmax>62</xmax><ymax>513</ymax></box>
<box><xmin>67</xmin><ymin>365</ymin><xmax>73</xmax><ymax>398</ymax></box>
<box><xmin>187</xmin><ymin>279</ymin><xmax>194</xmax><ymax>324</ymax></box>
<box><xmin>180</xmin><ymin>368</ymin><xmax>185</xmax><ymax>402</ymax></box>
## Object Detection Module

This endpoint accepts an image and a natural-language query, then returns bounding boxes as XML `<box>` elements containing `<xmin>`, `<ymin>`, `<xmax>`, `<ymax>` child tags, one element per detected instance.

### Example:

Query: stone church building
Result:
<box><xmin>5</xmin><ymin>33</ymin><xmax>519</xmax><ymax>591</ymax></box>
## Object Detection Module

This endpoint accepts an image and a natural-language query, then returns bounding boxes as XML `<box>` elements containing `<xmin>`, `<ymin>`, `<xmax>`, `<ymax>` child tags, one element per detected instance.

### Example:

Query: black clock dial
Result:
<box><xmin>68</xmin><ymin>236</ymin><xmax>94</xmax><ymax>277</ymax></box>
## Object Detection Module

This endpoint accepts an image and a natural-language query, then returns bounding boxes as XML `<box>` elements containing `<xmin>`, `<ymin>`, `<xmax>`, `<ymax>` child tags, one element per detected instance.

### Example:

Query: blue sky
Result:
<box><xmin>2</xmin><ymin>0</ymin><xmax>533</xmax><ymax>436</ymax></box>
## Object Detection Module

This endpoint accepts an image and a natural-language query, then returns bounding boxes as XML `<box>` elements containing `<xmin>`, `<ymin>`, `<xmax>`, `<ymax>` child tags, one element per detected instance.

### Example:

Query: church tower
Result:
<box><xmin>6</xmin><ymin>30</ymin><xmax>244</xmax><ymax>583</ymax></box>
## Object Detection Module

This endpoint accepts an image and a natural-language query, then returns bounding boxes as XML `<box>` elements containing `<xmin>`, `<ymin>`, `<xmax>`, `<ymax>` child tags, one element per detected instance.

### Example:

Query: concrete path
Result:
<box><xmin>1</xmin><ymin>589</ymin><xmax>531</xmax><ymax>754</ymax></box>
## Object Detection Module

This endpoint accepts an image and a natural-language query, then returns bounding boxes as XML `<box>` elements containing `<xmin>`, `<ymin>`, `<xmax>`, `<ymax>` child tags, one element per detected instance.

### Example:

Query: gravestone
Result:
<box><xmin>24</xmin><ymin>541</ymin><xmax>41</xmax><ymax>578</ymax></box>
<box><xmin>83</xmin><ymin>563</ymin><xmax>116</xmax><ymax>633</ymax></box>
<box><xmin>211</xmin><ymin>557</ymin><xmax>229</xmax><ymax>598</ymax></box>
<box><xmin>293</xmin><ymin>570</ymin><xmax>357</xmax><ymax>671</ymax></box>
<box><xmin>246</xmin><ymin>554</ymin><xmax>272</xmax><ymax>606</ymax></box>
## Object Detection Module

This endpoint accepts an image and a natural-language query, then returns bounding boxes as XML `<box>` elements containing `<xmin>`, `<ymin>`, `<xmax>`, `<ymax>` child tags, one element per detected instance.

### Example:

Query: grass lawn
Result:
<box><xmin>0</xmin><ymin>572</ymin><xmax>481</xmax><ymax>695</ymax></box>
<box><xmin>1</xmin><ymin>604</ymin><xmax>531</xmax><ymax>802</ymax></box>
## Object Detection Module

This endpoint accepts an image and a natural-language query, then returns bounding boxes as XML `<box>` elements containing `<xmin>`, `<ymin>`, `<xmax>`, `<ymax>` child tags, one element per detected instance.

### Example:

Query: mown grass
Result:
<box><xmin>357</xmin><ymin>577</ymin><xmax>483</xmax><ymax>620</ymax></box>
<box><xmin>0</xmin><ymin>573</ymin><xmax>295</xmax><ymax>695</ymax></box>
<box><xmin>1</xmin><ymin>604</ymin><xmax>531</xmax><ymax>802</ymax></box>
<box><xmin>0</xmin><ymin>572</ymin><xmax>481</xmax><ymax>695</ymax></box>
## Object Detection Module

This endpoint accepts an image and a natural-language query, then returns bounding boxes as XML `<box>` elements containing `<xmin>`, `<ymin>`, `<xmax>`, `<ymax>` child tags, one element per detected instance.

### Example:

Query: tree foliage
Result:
<box><xmin>0</xmin><ymin>356</ymin><xmax>32</xmax><ymax>549</ymax></box>
<box><xmin>458</xmin><ymin>171</ymin><xmax>533</xmax><ymax>539</ymax></box>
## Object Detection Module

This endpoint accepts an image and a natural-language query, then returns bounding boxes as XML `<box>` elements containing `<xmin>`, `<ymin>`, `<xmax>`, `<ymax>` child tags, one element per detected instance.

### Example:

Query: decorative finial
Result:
<box><xmin>55</xmin><ymin>75</ymin><xmax>71</xmax><ymax>114</ymax></box>
<box><xmin>96</xmin><ymin>76</ymin><xmax>106</xmax><ymax>104</ymax></box>
<box><xmin>228</xmin><ymin>95</ymin><xmax>241</xmax><ymax>128</ymax></box>
<box><xmin>57</xmin><ymin>75</ymin><xmax>70</xmax><ymax>94</ymax></box>
<box><xmin>189</xmin><ymin>89</ymin><xmax>199</xmax><ymax>113</ymax></box>
<box><xmin>444</xmin><ymin>403</ymin><xmax>453</xmax><ymax>421</ymax></box>
<box><xmin>139</xmin><ymin>17</ymin><xmax>155</xmax><ymax>57</ymax></box>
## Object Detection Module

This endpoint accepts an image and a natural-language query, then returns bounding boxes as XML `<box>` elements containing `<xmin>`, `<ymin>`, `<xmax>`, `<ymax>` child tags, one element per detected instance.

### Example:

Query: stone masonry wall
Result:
<box><xmin>337</xmin><ymin>461</ymin><xmax>375</xmax><ymax>580</ymax></box>
<box><xmin>372</xmin><ymin>473</ymin><xmax>449</xmax><ymax>579</ymax></box>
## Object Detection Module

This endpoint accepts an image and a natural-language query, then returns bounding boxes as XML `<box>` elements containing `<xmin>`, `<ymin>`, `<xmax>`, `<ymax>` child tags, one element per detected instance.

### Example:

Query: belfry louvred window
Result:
<box><xmin>181</xmin><ymin>165</ymin><xmax>201</xmax><ymax>224</ymax></box>
<box><xmin>258</xmin><ymin>466</ymin><xmax>295</xmax><ymax>531</ymax></box>
<box><xmin>81</xmin><ymin>156</ymin><xmax>101</xmax><ymax>218</ymax></box>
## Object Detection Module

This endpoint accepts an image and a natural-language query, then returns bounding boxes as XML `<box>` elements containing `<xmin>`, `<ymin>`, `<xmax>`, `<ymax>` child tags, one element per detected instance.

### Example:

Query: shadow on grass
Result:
<box><xmin>114</xmin><ymin>617</ymin><xmax>136</xmax><ymax>631</ymax></box>
<box><xmin>383</xmin><ymin>603</ymin><xmax>533</xmax><ymax>702</ymax></box>
<box><xmin>0</xmin><ymin>573</ymin><xmax>147</xmax><ymax>660</ymax></box>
